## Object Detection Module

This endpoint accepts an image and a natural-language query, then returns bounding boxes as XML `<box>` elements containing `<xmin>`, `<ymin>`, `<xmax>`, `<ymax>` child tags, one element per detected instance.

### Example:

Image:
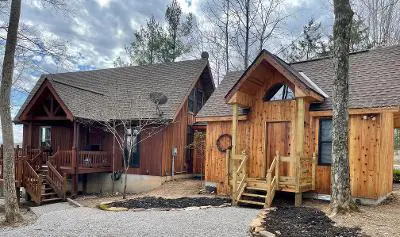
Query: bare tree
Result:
<box><xmin>253</xmin><ymin>0</ymin><xmax>287</xmax><ymax>51</ymax></box>
<box><xmin>353</xmin><ymin>0</ymin><xmax>400</xmax><ymax>46</ymax></box>
<box><xmin>0</xmin><ymin>0</ymin><xmax>22</xmax><ymax>224</ymax></box>
<box><xmin>331</xmin><ymin>0</ymin><xmax>358</xmax><ymax>215</ymax></box>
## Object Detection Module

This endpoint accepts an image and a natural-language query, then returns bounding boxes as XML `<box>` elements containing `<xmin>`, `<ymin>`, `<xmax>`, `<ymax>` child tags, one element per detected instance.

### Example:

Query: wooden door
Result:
<box><xmin>265</xmin><ymin>121</ymin><xmax>291</xmax><ymax>176</ymax></box>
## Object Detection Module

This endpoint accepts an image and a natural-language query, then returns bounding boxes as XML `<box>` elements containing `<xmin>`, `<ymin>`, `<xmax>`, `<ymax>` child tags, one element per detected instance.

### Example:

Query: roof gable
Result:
<box><xmin>16</xmin><ymin>59</ymin><xmax>212</xmax><ymax>122</ymax></box>
<box><xmin>225</xmin><ymin>50</ymin><xmax>325</xmax><ymax>104</ymax></box>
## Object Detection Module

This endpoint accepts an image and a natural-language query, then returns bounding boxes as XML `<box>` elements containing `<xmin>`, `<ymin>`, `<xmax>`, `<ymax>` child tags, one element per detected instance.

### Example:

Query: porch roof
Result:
<box><xmin>197</xmin><ymin>44</ymin><xmax>400</xmax><ymax>118</ymax></box>
<box><xmin>16</xmin><ymin>59</ymin><xmax>213</xmax><ymax>122</ymax></box>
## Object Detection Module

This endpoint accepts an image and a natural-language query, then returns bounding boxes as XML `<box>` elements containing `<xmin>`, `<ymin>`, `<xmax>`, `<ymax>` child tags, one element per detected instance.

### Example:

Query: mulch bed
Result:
<box><xmin>109</xmin><ymin>196</ymin><xmax>231</xmax><ymax>209</ymax></box>
<box><xmin>264</xmin><ymin>206</ymin><xmax>366</xmax><ymax>237</ymax></box>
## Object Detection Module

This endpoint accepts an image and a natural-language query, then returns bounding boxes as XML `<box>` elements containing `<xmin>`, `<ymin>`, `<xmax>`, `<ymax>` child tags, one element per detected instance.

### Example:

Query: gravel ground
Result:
<box><xmin>0</xmin><ymin>206</ymin><xmax>258</xmax><ymax>237</ymax></box>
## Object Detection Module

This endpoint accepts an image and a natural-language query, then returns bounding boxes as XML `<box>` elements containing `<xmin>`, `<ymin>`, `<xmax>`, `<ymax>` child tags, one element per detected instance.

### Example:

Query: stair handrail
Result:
<box><xmin>22</xmin><ymin>160</ymin><xmax>42</xmax><ymax>204</ymax></box>
<box><xmin>46</xmin><ymin>160</ymin><xmax>66</xmax><ymax>199</ymax></box>
<box><xmin>265</xmin><ymin>151</ymin><xmax>280</xmax><ymax>207</ymax></box>
<box><xmin>30</xmin><ymin>150</ymin><xmax>44</xmax><ymax>171</ymax></box>
<box><xmin>232</xmin><ymin>150</ymin><xmax>248</xmax><ymax>204</ymax></box>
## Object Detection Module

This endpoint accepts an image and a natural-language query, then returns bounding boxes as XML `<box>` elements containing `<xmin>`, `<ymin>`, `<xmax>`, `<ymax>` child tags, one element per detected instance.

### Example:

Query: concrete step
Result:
<box><xmin>41</xmin><ymin>192</ymin><xmax>57</xmax><ymax>197</ymax></box>
<box><xmin>41</xmin><ymin>197</ymin><xmax>62</xmax><ymax>203</ymax></box>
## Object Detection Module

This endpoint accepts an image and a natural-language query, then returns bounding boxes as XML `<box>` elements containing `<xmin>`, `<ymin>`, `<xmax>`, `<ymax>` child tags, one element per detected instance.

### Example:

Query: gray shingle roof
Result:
<box><xmin>16</xmin><ymin>59</ymin><xmax>210</xmax><ymax>121</ymax></box>
<box><xmin>197</xmin><ymin>45</ymin><xmax>400</xmax><ymax>118</ymax></box>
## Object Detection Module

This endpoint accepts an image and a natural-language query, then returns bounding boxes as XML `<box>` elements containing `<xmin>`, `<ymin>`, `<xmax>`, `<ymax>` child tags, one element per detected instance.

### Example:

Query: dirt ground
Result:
<box><xmin>303</xmin><ymin>183</ymin><xmax>400</xmax><ymax>237</ymax></box>
<box><xmin>75</xmin><ymin>178</ymin><xmax>215</xmax><ymax>208</ymax></box>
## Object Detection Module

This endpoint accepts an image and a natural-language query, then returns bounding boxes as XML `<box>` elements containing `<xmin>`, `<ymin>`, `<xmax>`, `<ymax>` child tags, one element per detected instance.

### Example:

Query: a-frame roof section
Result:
<box><xmin>17</xmin><ymin>79</ymin><xmax>73</xmax><ymax>122</ymax></box>
<box><xmin>225</xmin><ymin>49</ymin><xmax>326</xmax><ymax>103</ymax></box>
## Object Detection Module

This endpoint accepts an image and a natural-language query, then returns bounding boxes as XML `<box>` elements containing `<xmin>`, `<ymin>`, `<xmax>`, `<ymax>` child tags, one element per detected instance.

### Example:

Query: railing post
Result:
<box><xmin>225</xmin><ymin>149</ymin><xmax>230</xmax><ymax>193</ymax></box>
<box><xmin>72</xmin><ymin>146</ymin><xmax>78</xmax><ymax>196</ymax></box>
<box><xmin>275</xmin><ymin>151</ymin><xmax>280</xmax><ymax>188</ymax></box>
<box><xmin>312</xmin><ymin>152</ymin><xmax>317</xmax><ymax>190</ymax></box>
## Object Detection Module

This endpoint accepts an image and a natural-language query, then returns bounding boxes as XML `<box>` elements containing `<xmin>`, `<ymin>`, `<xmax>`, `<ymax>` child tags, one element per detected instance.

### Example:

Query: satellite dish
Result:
<box><xmin>149</xmin><ymin>92</ymin><xmax>168</xmax><ymax>117</ymax></box>
<box><xmin>149</xmin><ymin>92</ymin><xmax>168</xmax><ymax>105</ymax></box>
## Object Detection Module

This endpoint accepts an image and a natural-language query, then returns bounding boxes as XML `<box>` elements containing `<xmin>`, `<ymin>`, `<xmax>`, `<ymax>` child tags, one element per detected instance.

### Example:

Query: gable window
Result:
<box><xmin>263</xmin><ymin>84</ymin><xmax>295</xmax><ymax>101</ymax></box>
<box><xmin>39</xmin><ymin>126</ymin><xmax>51</xmax><ymax>148</ymax></box>
<box><xmin>188</xmin><ymin>88</ymin><xmax>205</xmax><ymax>113</ymax></box>
<box><xmin>124</xmin><ymin>128</ymin><xmax>140</xmax><ymax>168</ymax></box>
<box><xmin>318</xmin><ymin>118</ymin><xmax>332</xmax><ymax>165</ymax></box>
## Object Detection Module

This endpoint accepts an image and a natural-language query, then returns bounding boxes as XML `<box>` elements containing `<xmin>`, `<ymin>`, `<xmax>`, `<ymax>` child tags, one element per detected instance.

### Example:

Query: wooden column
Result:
<box><xmin>231</xmin><ymin>103</ymin><xmax>239</xmax><ymax>204</ymax></box>
<box><xmin>28</xmin><ymin>121</ymin><xmax>33</xmax><ymax>150</ymax></box>
<box><xmin>295</xmin><ymin>97</ymin><xmax>305</xmax><ymax>206</ymax></box>
<box><xmin>72</xmin><ymin>120</ymin><xmax>79</xmax><ymax>197</ymax></box>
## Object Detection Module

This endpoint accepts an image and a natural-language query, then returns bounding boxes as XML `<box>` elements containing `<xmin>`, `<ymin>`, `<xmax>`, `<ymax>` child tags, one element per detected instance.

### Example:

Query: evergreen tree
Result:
<box><xmin>163</xmin><ymin>0</ymin><xmax>194</xmax><ymax>62</ymax></box>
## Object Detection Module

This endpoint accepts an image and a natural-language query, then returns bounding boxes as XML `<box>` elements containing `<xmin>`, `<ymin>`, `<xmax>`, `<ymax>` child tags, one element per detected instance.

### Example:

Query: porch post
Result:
<box><xmin>28</xmin><ymin>121</ymin><xmax>32</xmax><ymax>152</ymax></box>
<box><xmin>295</xmin><ymin>97</ymin><xmax>305</xmax><ymax>206</ymax></box>
<box><xmin>231</xmin><ymin>103</ymin><xmax>238</xmax><ymax>204</ymax></box>
<box><xmin>72</xmin><ymin>120</ymin><xmax>79</xmax><ymax>197</ymax></box>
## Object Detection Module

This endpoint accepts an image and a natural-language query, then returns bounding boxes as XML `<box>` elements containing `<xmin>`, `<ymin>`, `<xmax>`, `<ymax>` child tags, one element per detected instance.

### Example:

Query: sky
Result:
<box><xmin>0</xmin><ymin>0</ymin><xmax>333</xmax><ymax>144</ymax></box>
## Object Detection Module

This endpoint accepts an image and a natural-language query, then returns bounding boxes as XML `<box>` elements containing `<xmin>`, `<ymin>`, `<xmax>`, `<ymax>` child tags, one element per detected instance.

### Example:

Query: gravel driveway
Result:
<box><xmin>1</xmin><ymin>205</ymin><xmax>258</xmax><ymax>237</ymax></box>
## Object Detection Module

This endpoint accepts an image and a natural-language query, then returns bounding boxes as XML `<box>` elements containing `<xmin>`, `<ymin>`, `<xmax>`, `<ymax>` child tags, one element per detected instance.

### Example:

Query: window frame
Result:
<box><xmin>124</xmin><ymin>128</ymin><xmax>140</xmax><ymax>168</ymax></box>
<box><xmin>318</xmin><ymin>118</ymin><xmax>333</xmax><ymax>166</ymax></box>
<box><xmin>39</xmin><ymin>126</ymin><xmax>52</xmax><ymax>148</ymax></box>
<box><xmin>263</xmin><ymin>83</ymin><xmax>295</xmax><ymax>102</ymax></box>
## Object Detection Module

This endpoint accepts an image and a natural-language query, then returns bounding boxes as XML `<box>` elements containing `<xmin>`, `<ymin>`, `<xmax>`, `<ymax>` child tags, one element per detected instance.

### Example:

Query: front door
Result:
<box><xmin>265</xmin><ymin>121</ymin><xmax>291</xmax><ymax>176</ymax></box>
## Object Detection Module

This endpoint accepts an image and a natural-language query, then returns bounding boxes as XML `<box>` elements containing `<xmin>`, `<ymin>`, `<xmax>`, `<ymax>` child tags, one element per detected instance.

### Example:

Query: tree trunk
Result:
<box><xmin>244</xmin><ymin>0</ymin><xmax>250</xmax><ymax>69</ymax></box>
<box><xmin>331</xmin><ymin>0</ymin><xmax>357</xmax><ymax>215</ymax></box>
<box><xmin>0</xmin><ymin>0</ymin><xmax>22</xmax><ymax>224</ymax></box>
<box><xmin>225</xmin><ymin>0</ymin><xmax>230</xmax><ymax>73</ymax></box>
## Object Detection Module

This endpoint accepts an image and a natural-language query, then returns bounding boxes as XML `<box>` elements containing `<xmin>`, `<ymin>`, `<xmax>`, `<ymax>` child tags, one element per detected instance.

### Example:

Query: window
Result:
<box><xmin>318</xmin><ymin>119</ymin><xmax>332</xmax><ymax>165</ymax></box>
<box><xmin>39</xmin><ymin>126</ymin><xmax>51</xmax><ymax>148</ymax></box>
<box><xmin>124</xmin><ymin>128</ymin><xmax>140</xmax><ymax>168</ymax></box>
<box><xmin>263</xmin><ymin>84</ymin><xmax>295</xmax><ymax>101</ymax></box>
<box><xmin>188</xmin><ymin>88</ymin><xmax>205</xmax><ymax>113</ymax></box>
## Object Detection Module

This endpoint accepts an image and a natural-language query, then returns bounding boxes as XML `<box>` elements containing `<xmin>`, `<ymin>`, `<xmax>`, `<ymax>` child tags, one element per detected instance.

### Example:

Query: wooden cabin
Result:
<box><xmin>2</xmin><ymin>55</ymin><xmax>213</xmax><ymax>204</ymax></box>
<box><xmin>196</xmin><ymin>45</ymin><xmax>400</xmax><ymax>207</ymax></box>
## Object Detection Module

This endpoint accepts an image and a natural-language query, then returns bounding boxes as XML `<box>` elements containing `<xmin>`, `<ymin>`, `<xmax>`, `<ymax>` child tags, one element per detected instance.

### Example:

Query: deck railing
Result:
<box><xmin>48</xmin><ymin>150</ymin><xmax>73</xmax><ymax>169</ymax></box>
<box><xmin>46</xmin><ymin>160</ymin><xmax>66</xmax><ymax>199</ymax></box>
<box><xmin>78</xmin><ymin>151</ymin><xmax>112</xmax><ymax>168</ymax></box>
<box><xmin>22</xmin><ymin>160</ymin><xmax>42</xmax><ymax>204</ymax></box>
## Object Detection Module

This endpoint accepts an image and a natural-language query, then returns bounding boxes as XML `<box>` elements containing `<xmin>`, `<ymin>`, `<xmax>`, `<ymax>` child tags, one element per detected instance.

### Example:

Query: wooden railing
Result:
<box><xmin>265</xmin><ymin>152</ymin><xmax>280</xmax><ymax>207</ymax></box>
<box><xmin>22</xmin><ymin>160</ymin><xmax>42</xmax><ymax>204</ymax></box>
<box><xmin>46</xmin><ymin>161</ymin><xmax>66</xmax><ymax>199</ymax></box>
<box><xmin>78</xmin><ymin>151</ymin><xmax>111</xmax><ymax>168</ymax></box>
<box><xmin>232</xmin><ymin>151</ymin><xmax>248</xmax><ymax>203</ymax></box>
<box><xmin>49</xmin><ymin>150</ymin><xmax>73</xmax><ymax>169</ymax></box>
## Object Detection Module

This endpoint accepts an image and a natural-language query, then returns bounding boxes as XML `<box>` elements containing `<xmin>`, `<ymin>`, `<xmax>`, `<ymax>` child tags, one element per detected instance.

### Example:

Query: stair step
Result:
<box><xmin>241</xmin><ymin>193</ymin><xmax>267</xmax><ymax>198</ymax></box>
<box><xmin>41</xmin><ymin>192</ymin><xmax>57</xmax><ymax>196</ymax></box>
<box><xmin>238</xmin><ymin>199</ymin><xmax>265</xmax><ymax>206</ymax></box>
<box><xmin>246</xmin><ymin>186</ymin><xmax>267</xmax><ymax>192</ymax></box>
<box><xmin>41</xmin><ymin>197</ymin><xmax>62</xmax><ymax>203</ymax></box>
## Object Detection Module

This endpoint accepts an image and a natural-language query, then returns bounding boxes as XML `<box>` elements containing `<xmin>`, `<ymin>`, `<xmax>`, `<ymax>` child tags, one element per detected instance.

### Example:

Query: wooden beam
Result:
<box><xmin>295</xmin><ymin>98</ymin><xmax>305</xmax><ymax>207</ymax></box>
<box><xmin>310</xmin><ymin>107</ymin><xmax>400</xmax><ymax>117</ymax></box>
<box><xmin>231</xmin><ymin>104</ymin><xmax>238</xmax><ymax>204</ymax></box>
<box><xmin>227</xmin><ymin>91</ymin><xmax>254</xmax><ymax>107</ymax></box>
<box><xmin>195</xmin><ymin>115</ymin><xmax>248</xmax><ymax>122</ymax></box>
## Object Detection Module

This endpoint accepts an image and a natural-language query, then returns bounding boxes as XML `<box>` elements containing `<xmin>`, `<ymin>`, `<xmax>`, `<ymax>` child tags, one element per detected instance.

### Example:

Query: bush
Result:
<box><xmin>394</xmin><ymin>169</ymin><xmax>400</xmax><ymax>183</ymax></box>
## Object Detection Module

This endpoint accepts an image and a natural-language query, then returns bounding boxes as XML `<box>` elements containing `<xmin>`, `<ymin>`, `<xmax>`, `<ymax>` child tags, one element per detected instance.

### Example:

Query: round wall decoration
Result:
<box><xmin>216</xmin><ymin>134</ymin><xmax>232</xmax><ymax>152</ymax></box>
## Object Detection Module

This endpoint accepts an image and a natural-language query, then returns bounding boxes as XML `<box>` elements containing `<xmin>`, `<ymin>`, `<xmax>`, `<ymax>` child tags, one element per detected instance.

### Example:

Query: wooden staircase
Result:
<box><xmin>37</xmin><ymin>165</ymin><xmax>63</xmax><ymax>204</ymax></box>
<box><xmin>232</xmin><ymin>151</ymin><xmax>317</xmax><ymax>208</ymax></box>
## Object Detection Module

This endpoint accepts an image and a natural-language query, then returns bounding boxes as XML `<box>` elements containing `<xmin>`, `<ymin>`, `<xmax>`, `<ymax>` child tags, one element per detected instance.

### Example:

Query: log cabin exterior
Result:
<box><xmin>1</xmin><ymin>56</ymin><xmax>213</xmax><ymax>204</ymax></box>
<box><xmin>196</xmin><ymin>45</ymin><xmax>400</xmax><ymax>206</ymax></box>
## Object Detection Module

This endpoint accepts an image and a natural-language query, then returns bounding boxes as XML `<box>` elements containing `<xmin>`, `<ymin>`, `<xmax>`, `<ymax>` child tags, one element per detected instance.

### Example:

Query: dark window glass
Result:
<box><xmin>318</xmin><ymin>119</ymin><xmax>332</xmax><ymax>165</ymax></box>
<box><xmin>188</xmin><ymin>90</ymin><xmax>195</xmax><ymax>113</ymax></box>
<box><xmin>124</xmin><ymin>128</ymin><xmax>140</xmax><ymax>168</ymax></box>
<box><xmin>263</xmin><ymin>84</ymin><xmax>295</xmax><ymax>101</ymax></box>
<box><xmin>196</xmin><ymin>89</ymin><xmax>204</xmax><ymax>113</ymax></box>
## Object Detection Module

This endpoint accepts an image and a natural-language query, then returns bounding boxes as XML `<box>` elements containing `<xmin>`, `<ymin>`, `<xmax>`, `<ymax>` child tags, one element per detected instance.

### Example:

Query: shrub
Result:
<box><xmin>394</xmin><ymin>169</ymin><xmax>400</xmax><ymax>183</ymax></box>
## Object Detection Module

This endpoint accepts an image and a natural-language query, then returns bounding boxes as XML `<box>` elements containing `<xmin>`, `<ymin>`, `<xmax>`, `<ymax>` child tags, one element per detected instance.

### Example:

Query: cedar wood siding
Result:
<box><xmin>205</xmin><ymin>110</ymin><xmax>394</xmax><ymax>200</ymax></box>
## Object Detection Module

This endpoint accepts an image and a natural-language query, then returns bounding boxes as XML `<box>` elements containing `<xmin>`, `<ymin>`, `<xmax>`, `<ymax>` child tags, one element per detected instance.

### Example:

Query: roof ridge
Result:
<box><xmin>43</xmin><ymin>58</ymin><xmax>208</xmax><ymax>76</ymax></box>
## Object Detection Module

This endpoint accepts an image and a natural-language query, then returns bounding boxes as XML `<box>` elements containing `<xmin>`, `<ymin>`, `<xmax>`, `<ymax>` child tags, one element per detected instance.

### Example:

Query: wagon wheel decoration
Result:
<box><xmin>216</xmin><ymin>134</ymin><xmax>232</xmax><ymax>152</ymax></box>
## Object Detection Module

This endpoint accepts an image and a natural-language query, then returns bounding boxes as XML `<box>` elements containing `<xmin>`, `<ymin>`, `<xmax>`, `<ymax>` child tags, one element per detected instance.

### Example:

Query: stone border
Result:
<box><xmin>98</xmin><ymin>201</ymin><xmax>231</xmax><ymax>212</ymax></box>
<box><xmin>249</xmin><ymin>208</ymin><xmax>277</xmax><ymax>237</ymax></box>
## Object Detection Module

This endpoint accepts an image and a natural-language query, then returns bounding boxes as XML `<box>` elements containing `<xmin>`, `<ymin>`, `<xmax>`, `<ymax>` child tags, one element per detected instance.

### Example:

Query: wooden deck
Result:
<box><xmin>0</xmin><ymin>145</ymin><xmax>113</xmax><ymax>205</ymax></box>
